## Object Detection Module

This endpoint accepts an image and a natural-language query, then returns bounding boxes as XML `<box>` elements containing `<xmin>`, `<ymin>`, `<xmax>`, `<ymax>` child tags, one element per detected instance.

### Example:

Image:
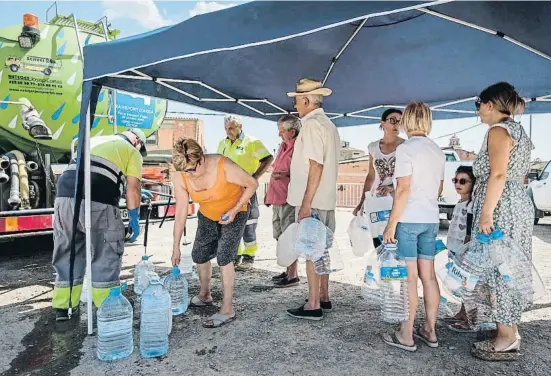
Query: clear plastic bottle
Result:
<box><xmin>96</xmin><ymin>286</ymin><xmax>133</xmax><ymax>361</ymax></box>
<box><xmin>140</xmin><ymin>274</ymin><xmax>171</xmax><ymax>358</ymax></box>
<box><xmin>163</xmin><ymin>266</ymin><xmax>189</xmax><ymax>315</ymax></box>
<box><xmin>361</xmin><ymin>269</ymin><xmax>381</xmax><ymax>305</ymax></box>
<box><xmin>347</xmin><ymin>216</ymin><xmax>374</xmax><ymax>257</ymax></box>
<box><xmin>437</xmin><ymin>296</ymin><xmax>454</xmax><ymax>319</ymax></box>
<box><xmin>134</xmin><ymin>255</ymin><xmax>155</xmax><ymax>295</ymax></box>
<box><xmin>379</xmin><ymin>243</ymin><xmax>409</xmax><ymax>324</ymax></box>
<box><xmin>295</xmin><ymin>217</ymin><xmax>326</xmax><ymax>261</ymax></box>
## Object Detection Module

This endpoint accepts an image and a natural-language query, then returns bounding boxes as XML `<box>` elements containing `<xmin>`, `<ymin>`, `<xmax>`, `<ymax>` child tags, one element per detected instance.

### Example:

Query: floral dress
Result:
<box><xmin>469</xmin><ymin>120</ymin><xmax>534</xmax><ymax>326</ymax></box>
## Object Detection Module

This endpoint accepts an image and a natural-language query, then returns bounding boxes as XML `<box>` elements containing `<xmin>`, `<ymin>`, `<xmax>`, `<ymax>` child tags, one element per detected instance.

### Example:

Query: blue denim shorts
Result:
<box><xmin>396</xmin><ymin>223</ymin><xmax>439</xmax><ymax>261</ymax></box>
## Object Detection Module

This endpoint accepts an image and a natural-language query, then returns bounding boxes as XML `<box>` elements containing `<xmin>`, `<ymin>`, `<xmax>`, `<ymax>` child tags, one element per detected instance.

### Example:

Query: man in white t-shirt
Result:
<box><xmin>285</xmin><ymin>78</ymin><xmax>341</xmax><ymax>321</ymax></box>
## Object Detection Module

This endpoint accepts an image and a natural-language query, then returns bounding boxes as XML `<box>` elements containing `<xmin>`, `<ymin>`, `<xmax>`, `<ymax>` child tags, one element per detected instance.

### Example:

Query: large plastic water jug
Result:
<box><xmin>163</xmin><ymin>266</ymin><xmax>189</xmax><ymax>315</ymax></box>
<box><xmin>379</xmin><ymin>243</ymin><xmax>409</xmax><ymax>324</ymax></box>
<box><xmin>96</xmin><ymin>286</ymin><xmax>133</xmax><ymax>361</ymax></box>
<box><xmin>276</xmin><ymin>223</ymin><xmax>300</xmax><ymax>267</ymax></box>
<box><xmin>140</xmin><ymin>274</ymin><xmax>171</xmax><ymax>358</ymax></box>
<box><xmin>134</xmin><ymin>255</ymin><xmax>155</xmax><ymax>295</ymax></box>
<box><xmin>347</xmin><ymin>216</ymin><xmax>375</xmax><ymax>257</ymax></box>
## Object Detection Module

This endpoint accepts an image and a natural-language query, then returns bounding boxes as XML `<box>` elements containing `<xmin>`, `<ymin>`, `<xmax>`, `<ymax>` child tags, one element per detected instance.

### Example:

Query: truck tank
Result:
<box><xmin>0</xmin><ymin>12</ymin><xmax>167</xmax><ymax>163</ymax></box>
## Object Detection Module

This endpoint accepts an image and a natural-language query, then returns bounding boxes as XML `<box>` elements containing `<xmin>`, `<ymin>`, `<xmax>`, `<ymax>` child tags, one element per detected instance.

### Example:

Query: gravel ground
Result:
<box><xmin>1</xmin><ymin>209</ymin><xmax>551</xmax><ymax>376</ymax></box>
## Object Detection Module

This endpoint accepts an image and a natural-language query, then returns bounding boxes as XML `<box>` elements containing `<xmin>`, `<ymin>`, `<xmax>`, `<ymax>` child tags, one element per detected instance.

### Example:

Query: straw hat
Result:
<box><xmin>287</xmin><ymin>78</ymin><xmax>332</xmax><ymax>97</ymax></box>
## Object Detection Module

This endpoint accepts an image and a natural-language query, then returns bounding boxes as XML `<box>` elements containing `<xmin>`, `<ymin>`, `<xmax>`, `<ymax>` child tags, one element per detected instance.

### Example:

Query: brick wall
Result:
<box><xmin>147</xmin><ymin>117</ymin><xmax>205</xmax><ymax>151</ymax></box>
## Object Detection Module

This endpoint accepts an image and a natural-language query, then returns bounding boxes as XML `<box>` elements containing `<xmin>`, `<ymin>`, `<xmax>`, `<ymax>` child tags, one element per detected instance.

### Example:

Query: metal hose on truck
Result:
<box><xmin>0</xmin><ymin>168</ymin><xmax>8</xmax><ymax>184</ymax></box>
<box><xmin>5</xmin><ymin>151</ymin><xmax>30</xmax><ymax>209</ymax></box>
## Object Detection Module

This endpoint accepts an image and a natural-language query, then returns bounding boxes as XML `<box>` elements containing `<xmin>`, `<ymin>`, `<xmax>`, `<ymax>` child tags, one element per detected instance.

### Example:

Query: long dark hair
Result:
<box><xmin>456</xmin><ymin>165</ymin><xmax>476</xmax><ymax>204</ymax></box>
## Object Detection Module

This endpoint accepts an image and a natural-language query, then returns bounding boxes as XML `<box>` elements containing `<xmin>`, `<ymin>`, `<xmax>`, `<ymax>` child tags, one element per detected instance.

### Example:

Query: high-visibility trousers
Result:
<box><xmin>51</xmin><ymin>197</ymin><xmax>125</xmax><ymax>309</ymax></box>
<box><xmin>237</xmin><ymin>193</ymin><xmax>259</xmax><ymax>258</ymax></box>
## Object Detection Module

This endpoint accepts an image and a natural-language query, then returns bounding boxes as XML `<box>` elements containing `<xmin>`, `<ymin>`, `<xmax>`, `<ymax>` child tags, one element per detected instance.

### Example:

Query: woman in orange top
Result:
<box><xmin>171</xmin><ymin>138</ymin><xmax>258</xmax><ymax>328</ymax></box>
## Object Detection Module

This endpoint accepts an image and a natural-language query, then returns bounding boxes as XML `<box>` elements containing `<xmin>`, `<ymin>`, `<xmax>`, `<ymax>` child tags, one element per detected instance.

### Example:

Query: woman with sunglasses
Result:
<box><xmin>171</xmin><ymin>138</ymin><xmax>258</xmax><ymax>328</ymax></box>
<box><xmin>353</xmin><ymin>108</ymin><xmax>405</xmax><ymax>248</ymax></box>
<box><xmin>468</xmin><ymin>82</ymin><xmax>533</xmax><ymax>361</ymax></box>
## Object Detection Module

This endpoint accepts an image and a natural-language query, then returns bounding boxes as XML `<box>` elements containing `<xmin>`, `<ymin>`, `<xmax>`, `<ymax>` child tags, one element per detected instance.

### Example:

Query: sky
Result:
<box><xmin>1</xmin><ymin>0</ymin><xmax>550</xmax><ymax>160</ymax></box>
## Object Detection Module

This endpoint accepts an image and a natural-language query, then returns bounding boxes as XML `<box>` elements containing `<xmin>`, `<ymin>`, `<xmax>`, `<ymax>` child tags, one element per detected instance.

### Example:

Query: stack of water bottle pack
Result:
<box><xmin>294</xmin><ymin>215</ymin><xmax>344</xmax><ymax>275</ymax></box>
<box><xmin>437</xmin><ymin>227</ymin><xmax>545</xmax><ymax>329</ymax></box>
<box><xmin>96</xmin><ymin>256</ymin><xmax>190</xmax><ymax>361</ymax></box>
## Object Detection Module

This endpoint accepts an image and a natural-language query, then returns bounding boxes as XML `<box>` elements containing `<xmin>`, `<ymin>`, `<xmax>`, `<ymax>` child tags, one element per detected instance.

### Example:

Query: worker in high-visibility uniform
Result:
<box><xmin>217</xmin><ymin>115</ymin><xmax>273</xmax><ymax>270</ymax></box>
<box><xmin>51</xmin><ymin>128</ymin><xmax>147</xmax><ymax>321</ymax></box>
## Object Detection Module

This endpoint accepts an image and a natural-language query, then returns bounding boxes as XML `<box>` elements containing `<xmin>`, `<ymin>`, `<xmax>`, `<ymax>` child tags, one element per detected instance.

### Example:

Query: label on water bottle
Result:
<box><xmin>498</xmin><ymin>263</ymin><xmax>515</xmax><ymax>288</ymax></box>
<box><xmin>380</xmin><ymin>266</ymin><xmax>407</xmax><ymax>280</ymax></box>
<box><xmin>369</xmin><ymin>210</ymin><xmax>390</xmax><ymax>223</ymax></box>
<box><xmin>445</xmin><ymin>262</ymin><xmax>478</xmax><ymax>292</ymax></box>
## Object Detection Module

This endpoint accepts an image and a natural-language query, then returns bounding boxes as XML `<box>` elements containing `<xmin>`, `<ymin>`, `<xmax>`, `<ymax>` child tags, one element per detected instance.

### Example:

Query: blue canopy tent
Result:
<box><xmin>75</xmin><ymin>0</ymin><xmax>551</xmax><ymax>332</ymax></box>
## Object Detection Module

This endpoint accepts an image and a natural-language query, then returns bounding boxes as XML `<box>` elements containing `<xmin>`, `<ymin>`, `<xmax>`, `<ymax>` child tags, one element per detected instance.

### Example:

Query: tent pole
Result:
<box><xmin>113</xmin><ymin>90</ymin><xmax>118</xmax><ymax>134</ymax></box>
<box><xmin>84</xmin><ymin>103</ymin><xmax>93</xmax><ymax>335</ymax></box>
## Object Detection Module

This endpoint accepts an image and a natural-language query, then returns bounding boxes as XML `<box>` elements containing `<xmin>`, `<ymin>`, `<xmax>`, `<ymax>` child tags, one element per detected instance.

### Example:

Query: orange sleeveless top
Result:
<box><xmin>180</xmin><ymin>158</ymin><xmax>247</xmax><ymax>221</ymax></box>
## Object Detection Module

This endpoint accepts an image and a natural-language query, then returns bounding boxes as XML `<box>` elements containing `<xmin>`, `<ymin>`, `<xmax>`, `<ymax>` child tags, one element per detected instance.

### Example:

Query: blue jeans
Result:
<box><xmin>396</xmin><ymin>223</ymin><xmax>439</xmax><ymax>262</ymax></box>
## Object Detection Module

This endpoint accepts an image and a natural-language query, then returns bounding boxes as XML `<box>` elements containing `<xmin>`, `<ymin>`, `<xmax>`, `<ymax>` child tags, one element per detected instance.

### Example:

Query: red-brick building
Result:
<box><xmin>146</xmin><ymin>116</ymin><xmax>205</xmax><ymax>152</ymax></box>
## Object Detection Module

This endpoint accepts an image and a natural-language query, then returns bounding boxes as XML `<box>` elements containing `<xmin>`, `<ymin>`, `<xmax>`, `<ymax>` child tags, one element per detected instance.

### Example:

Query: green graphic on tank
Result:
<box><xmin>0</xmin><ymin>21</ymin><xmax>167</xmax><ymax>155</ymax></box>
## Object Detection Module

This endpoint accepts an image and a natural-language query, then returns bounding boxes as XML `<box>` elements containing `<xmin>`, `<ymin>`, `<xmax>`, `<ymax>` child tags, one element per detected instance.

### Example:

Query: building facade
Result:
<box><xmin>146</xmin><ymin>116</ymin><xmax>205</xmax><ymax>153</ymax></box>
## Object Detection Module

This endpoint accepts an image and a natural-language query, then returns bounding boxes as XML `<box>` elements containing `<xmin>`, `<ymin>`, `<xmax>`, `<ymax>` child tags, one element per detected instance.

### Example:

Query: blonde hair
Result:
<box><xmin>172</xmin><ymin>138</ymin><xmax>204</xmax><ymax>171</ymax></box>
<box><xmin>400</xmin><ymin>102</ymin><xmax>432</xmax><ymax>135</ymax></box>
<box><xmin>479</xmin><ymin>82</ymin><xmax>524</xmax><ymax>116</ymax></box>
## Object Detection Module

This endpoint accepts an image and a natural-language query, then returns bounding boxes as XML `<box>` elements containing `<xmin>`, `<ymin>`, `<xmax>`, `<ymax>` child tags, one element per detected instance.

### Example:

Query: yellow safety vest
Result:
<box><xmin>217</xmin><ymin>132</ymin><xmax>271</xmax><ymax>175</ymax></box>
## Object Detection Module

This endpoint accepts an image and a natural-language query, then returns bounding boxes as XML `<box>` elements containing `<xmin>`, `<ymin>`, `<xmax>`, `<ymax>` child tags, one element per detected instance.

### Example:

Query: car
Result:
<box><xmin>527</xmin><ymin>161</ymin><xmax>551</xmax><ymax>225</ymax></box>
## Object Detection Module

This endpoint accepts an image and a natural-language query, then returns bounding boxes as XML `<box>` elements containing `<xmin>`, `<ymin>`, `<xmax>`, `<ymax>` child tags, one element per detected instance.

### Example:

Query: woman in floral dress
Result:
<box><xmin>468</xmin><ymin>82</ymin><xmax>533</xmax><ymax>361</ymax></box>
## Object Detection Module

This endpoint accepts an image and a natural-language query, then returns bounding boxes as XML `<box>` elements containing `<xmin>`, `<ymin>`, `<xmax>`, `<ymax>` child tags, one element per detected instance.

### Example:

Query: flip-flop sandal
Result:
<box><xmin>189</xmin><ymin>295</ymin><xmax>213</xmax><ymax>307</ymax></box>
<box><xmin>471</xmin><ymin>339</ymin><xmax>521</xmax><ymax>361</ymax></box>
<box><xmin>382</xmin><ymin>333</ymin><xmax>417</xmax><ymax>352</ymax></box>
<box><xmin>202</xmin><ymin>313</ymin><xmax>236</xmax><ymax>328</ymax></box>
<box><xmin>414</xmin><ymin>328</ymin><xmax>439</xmax><ymax>348</ymax></box>
<box><xmin>448</xmin><ymin>321</ymin><xmax>477</xmax><ymax>333</ymax></box>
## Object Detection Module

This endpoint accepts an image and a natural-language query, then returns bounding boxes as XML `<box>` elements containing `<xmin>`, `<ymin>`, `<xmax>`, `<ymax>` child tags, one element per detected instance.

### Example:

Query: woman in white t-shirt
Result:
<box><xmin>353</xmin><ymin>108</ymin><xmax>405</xmax><ymax>248</ymax></box>
<box><xmin>382</xmin><ymin>102</ymin><xmax>445</xmax><ymax>352</ymax></box>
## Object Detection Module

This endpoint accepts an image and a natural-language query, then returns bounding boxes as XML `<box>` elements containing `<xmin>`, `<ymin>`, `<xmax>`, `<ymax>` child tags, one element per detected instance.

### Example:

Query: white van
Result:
<box><xmin>439</xmin><ymin>151</ymin><xmax>474</xmax><ymax>220</ymax></box>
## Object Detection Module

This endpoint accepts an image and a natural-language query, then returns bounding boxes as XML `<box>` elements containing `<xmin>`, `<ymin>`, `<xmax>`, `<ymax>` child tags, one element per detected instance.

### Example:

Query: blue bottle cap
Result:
<box><xmin>142</xmin><ymin>255</ymin><xmax>150</xmax><ymax>261</ymax></box>
<box><xmin>367</xmin><ymin>271</ymin><xmax>374</xmax><ymax>279</ymax></box>
<box><xmin>476</xmin><ymin>233</ymin><xmax>491</xmax><ymax>244</ymax></box>
<box><xmin>109</xmin><ymin>286</ymin><xmax>121</xmax><ymax>296</ymax></box>
<box><xmin>171</xmin><ymin>266</ymin><xmax>181</xmax><ymax>276</ymax></box>
<box><xmin>440</xmin><ymin>296</ymin><xmax>447</xmax><ymax>304</ymax></box>
<box><xmin>491</xmin><ymin>229</ymin><xmax>504</xmax><ymax>240</ymax></box>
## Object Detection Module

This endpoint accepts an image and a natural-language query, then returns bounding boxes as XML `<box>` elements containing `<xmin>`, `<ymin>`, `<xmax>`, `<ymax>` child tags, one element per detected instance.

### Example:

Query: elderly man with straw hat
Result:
<box><xmin>285</xmin><ymin>78</ymin><xmax>341</xmax><ymax>320</ymax></box>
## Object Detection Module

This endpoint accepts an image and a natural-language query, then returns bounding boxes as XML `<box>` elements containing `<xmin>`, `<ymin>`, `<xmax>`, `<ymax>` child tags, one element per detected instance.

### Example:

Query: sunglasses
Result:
<box><xmin>475</xmin><ymin>98</ymin><xmax>482</xmax><ymax>111</ymax></box>
<box><xmin>452</xmin><ymin>178</ymin><xmax>471</xmax><ymax>185</ymax></box>
<box><xmin>385</xmin><ymin>117</ymin><xmax>401</xmax><ymax>125</ymax></box>
<box><xmin>183</xmin><ymin>160</ymin><xmax>201</xmax><ymax>174</ymax></box>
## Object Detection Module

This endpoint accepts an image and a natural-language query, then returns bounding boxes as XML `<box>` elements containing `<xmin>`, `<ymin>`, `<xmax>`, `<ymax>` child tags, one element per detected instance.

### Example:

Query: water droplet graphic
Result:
<box><xmin>8</xmin><ymin>115</ymin><xmax>17</xmax><ymax>129</ymax></box>
<box><xmin>67</xmin><ymin>72</ymin><xmax>76</xmax><ymax>86</ymax></box>
<box><xmin>56</xmin><ymin>41</ymin><xmax>67</xmax><ymax>56</ymax></box>
<box><xmin>77</xmin><ymin>92</ymin><xmax>82</xmax><ymax>102</ymax></box>
<box><xmin>52</xmin><ymin>102</ymin><xmax>67</xmax><ymax>120</ymax></box>
<box><xmin>52</xmin><ymin>123</ymin><xmax>65</xmax><ymax>140</ymax></box>
<box><xmin>0</xmin><ymin>94</ymin><xmax>10</xmax><ymax>110</ymax></box>
<box><xmin>98</xmin><ymin>91</ymin><xmax>106</xmax><ymax>102</ymax></box>
<box><xmin>95</xmin><ymin>129</ymin><xmax>104</xmax><ymax>137</ymax></box>
<box><xmin>92</xmin><ymin>116</ymin><xmax>101</xmax><ymax>129</ymax></box>
<box><xmin>40</xmin><ymin>25</ymin><xmax>50</xmax><ymax>39</ymax></box>
<box><xmin>0</xmin><ymin>70</ymin><xmax>3</xmax><ymax>85</ymax></box>
<box><xmin>72</xmin><ymin>113</ymin><xmax>80</xmax><ymax>124</ymax></box>
<box><xmin>71</xmin><ymin>53</ymin><xmax>80</xmax><ymax>63</ymax></box>
<box><xmin>57</xmin><ymin>28</ymin><xmax>65</xmax><ymax>39</ymax></box>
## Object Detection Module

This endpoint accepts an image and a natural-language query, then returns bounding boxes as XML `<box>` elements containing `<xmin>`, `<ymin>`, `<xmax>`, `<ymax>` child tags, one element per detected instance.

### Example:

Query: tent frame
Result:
<box><xmin>78</xmin><ymin>0</ymin><xmax>551</xmax><ymax>335</ymax></box>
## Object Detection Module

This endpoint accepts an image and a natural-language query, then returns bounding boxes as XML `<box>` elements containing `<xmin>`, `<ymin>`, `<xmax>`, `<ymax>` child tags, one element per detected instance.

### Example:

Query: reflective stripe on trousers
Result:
<box><xmin>51</xmin><ymin>197</ymin><xmax>125</xmax><ymax>309</ymax></box>
<box><xmin>238</xmin><ymin>193</ymin><xmax>259</xmax><ymax>257</ymax></box>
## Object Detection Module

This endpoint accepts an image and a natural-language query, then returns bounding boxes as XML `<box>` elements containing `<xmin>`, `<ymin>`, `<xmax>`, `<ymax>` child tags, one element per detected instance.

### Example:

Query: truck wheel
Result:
<box><xmin>43</xmin><ymin>68</ymin><xmax>52</xmax><ymax>76</ymax></box>
<box><xmin>9</xmin><ymin>64</ymin><xmax>19</xmax><ymax>72</ymax></box>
